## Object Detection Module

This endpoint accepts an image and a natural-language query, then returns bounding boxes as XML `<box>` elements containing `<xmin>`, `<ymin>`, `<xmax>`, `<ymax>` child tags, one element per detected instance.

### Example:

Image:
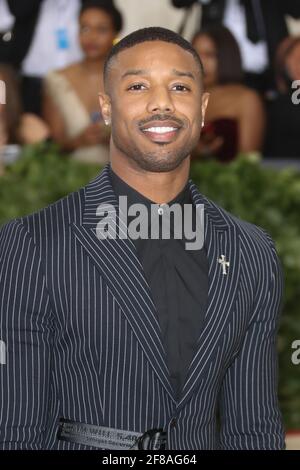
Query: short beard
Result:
<box><xmin>112</xmin><ymin>129</ymin><xmax>198</xmax><ymax>173</ymax></box>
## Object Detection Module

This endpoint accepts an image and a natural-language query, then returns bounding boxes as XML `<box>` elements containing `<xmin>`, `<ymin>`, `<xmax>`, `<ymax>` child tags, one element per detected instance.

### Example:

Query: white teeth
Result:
<box><xmin>143</xmin><ymin>127</ymin><xmax>177</xmax><ymax>134</ymax></box>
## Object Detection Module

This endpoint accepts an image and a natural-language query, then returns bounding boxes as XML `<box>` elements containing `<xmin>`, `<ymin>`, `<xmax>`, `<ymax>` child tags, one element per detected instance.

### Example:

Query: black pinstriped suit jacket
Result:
<box><xmin>0</xmin><ymin>163</ymin><xmax>285</xmax><ymax>449</ymax></box>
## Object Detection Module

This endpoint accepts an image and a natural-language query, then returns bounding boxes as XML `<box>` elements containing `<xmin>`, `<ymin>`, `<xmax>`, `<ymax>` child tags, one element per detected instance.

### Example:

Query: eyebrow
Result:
<box><xmin>172</xmin><ymin>69</ymin><xmax>195</xmax><ymax>80</ymax></box>
<box><xmin>121</xmin><ymin>68</ymin><xmax>196</xmax><ymax>80</ymax></box>
<box><xmin>121</xmin><ymin>69</ymin><xmax>148</xmax><ymax>79</ymax></box>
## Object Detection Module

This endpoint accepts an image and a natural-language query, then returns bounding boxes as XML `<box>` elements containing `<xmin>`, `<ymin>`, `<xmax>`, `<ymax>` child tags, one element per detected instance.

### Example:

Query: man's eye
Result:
<box><xmin>172</xmin><ymin>84</ymin><xmax>190</xmax><ymax>91</ymax></box>
<box><xmin>128</xmin><ymin>84</ymin><xmax>146</xmax><ymax>91</ymax></box>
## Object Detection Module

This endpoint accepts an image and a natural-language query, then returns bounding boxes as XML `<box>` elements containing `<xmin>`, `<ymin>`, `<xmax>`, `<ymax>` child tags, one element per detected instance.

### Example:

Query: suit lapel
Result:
<box><xmin>176</xmin><ymin>182</ymin><xmax>241</xmax><ymax>410</ymax></box>
<box><xmin>71</xmin><ymin>164</ymin><xmax>176</xmax><ymax>402</ymax></box>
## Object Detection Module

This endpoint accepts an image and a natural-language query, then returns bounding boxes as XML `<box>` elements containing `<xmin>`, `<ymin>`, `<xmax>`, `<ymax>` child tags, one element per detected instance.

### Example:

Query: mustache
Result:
<box><xmin>138</xmin><ymin>114</ymin><xmax>185</xmax><ymax>128</ymax></box>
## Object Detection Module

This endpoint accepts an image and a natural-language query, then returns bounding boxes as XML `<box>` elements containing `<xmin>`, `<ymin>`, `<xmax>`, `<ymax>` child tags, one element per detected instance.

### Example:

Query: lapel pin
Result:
<box><xmin>218</xmin><ymin>255</ymin><xmax>230</xmax><ymax>275</ymax></box>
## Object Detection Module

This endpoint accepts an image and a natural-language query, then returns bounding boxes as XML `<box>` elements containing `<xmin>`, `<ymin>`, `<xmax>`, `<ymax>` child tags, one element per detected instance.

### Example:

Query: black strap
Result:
<box><xmin>131</xmin><ymin>428</ymin><xmax>167</xmax><ymax>450</ymax></box>
<box><xmin>57</xmin><ymin>418</ymin><xmax>167</xmax><ymax>450</ymax></box>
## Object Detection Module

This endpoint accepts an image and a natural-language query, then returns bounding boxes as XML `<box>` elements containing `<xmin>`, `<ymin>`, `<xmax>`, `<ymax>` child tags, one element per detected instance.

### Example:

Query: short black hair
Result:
<box><xmin>192</xmin><ymin>25</ymin><xmax>243</xmax><ymax>84</ymax></box>
<box><xmin>80</xmin><ymin>0</ymin><xmax>123</xmax><ymax>33</ymax></box>
<box><xmin>103</xmin><ymin>26</ymin><xmax>204</xmax><ymax>88</ymax></box>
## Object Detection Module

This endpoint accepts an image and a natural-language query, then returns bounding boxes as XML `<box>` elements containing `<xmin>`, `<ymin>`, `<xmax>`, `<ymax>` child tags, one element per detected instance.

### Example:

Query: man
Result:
<box><xmin>172</xmin><ymin>0</ymin><xmax>300</xmax><ymax>92</ymax></box>
<box><xmin>0</xmin><ymin>27</ymin><xmax>285</xmax><ymax>450</ymax></box>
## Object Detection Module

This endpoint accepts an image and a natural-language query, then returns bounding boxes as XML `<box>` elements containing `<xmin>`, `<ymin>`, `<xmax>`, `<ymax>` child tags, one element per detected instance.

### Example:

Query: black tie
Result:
<box><xmin>240</xmin><ymin>0</ymin><xmax>266</xmax><ymax>44</ymax></box>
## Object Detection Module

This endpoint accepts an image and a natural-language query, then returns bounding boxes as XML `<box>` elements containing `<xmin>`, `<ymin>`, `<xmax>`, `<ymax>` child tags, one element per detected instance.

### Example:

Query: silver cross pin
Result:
<box><xmin>218</xmin><ymin>255</ymin><xmax>230</xmax><ymax>275</ymax></box>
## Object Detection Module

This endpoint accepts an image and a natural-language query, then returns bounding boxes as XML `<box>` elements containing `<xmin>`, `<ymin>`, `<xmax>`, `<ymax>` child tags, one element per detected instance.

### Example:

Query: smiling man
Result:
<box><xmin>99</xmin><ymin>30</ymin><xmax>207</xmax><ymax>178</ymax></box>
<box><xmin>0</xmin><ymin>27</ymin><xmax>285</xmax><ymax>450</ymax></box>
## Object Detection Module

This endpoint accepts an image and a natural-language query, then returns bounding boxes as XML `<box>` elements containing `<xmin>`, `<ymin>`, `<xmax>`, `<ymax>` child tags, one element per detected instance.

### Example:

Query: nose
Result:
<box><xmin>146</xmin><ymin>85</ymin><xmax>175</xmax><ymax>114</ymax></box>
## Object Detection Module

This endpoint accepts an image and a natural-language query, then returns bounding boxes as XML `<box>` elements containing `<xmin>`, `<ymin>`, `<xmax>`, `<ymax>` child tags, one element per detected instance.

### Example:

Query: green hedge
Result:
<box><xmin>1</xmin><ymin>143</ymin><xmax>300</xmax><ymax>429</ymax></box>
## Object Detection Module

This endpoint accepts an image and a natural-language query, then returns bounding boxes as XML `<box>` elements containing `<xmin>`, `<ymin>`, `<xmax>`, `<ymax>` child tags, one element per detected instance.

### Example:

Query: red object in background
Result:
<box><xmin>201</xmin><ymin>118</ymin><xmax>239</xmax><ymax>162</ymax></box>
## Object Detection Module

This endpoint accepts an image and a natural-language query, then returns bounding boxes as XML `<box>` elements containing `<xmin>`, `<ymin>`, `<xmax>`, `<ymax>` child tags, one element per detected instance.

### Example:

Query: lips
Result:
<box><xmin>140</xmin><ymin>120</ymin><xmax>182</xmax><ymax>143</ymax></box>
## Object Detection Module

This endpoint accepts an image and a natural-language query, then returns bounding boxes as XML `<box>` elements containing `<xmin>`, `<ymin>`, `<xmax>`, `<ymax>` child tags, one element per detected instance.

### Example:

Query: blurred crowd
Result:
<box><xmin>0</xmin><ymin>0</ymin><xmax>300</xmax><ymax>169</ymax></box>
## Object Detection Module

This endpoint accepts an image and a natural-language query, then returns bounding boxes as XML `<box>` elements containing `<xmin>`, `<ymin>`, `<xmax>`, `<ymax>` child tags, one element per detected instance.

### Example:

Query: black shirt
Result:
<box><xmin>109</xmin><ymin>166</ymin><xmax>208</xmax><ymax>400</ymax></box>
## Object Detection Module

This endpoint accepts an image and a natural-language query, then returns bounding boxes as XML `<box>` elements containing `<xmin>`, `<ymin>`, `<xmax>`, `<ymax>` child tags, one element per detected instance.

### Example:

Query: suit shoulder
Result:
<box><xmin>207</xmin><ymin>198</ymin><xmax>283</xmax><ymax>299</ymax></box>
<box><xmin>205</xmin><ymin>195</ymin><xmax>276</xmax><ymax>253</ymax></box>
<box><xmin>0</xmin><ymin>186</ymin><xmax>85</xmax><ymax>245</ymax></box>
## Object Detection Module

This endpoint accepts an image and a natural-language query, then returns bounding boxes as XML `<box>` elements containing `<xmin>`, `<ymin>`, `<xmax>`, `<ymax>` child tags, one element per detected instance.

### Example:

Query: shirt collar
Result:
<box><xmin>108</xmin><ymin>165</ymin><xmax>192</xmax><ymax>209</ymax></box>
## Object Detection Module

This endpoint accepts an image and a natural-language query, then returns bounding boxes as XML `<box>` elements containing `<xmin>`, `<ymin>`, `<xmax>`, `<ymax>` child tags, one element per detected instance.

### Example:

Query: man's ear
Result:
<box><xmin>99</xmin><ymin>92</ymin><xmax>111</xmax><ymax>125</ymax></box>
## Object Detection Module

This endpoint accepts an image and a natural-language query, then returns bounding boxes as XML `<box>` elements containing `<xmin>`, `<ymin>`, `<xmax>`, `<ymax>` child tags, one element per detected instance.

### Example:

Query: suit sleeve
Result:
<box><xmin>7</xmin><ymin>0</ymin><xmax>42</xmax><ymax>18</ymax></box>
<box><xmin>218</xmin><ymin>232</ymin><xmax>285</xmax><ymax>450</ymax></box>
<box><xmin>0</xmin><ymin>220</ymin><xmax>54</xmax><ymax>449</ymax></box>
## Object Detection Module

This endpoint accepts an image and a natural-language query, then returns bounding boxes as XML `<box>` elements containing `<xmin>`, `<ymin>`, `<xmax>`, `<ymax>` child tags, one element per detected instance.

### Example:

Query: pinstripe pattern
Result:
<box><xmin>0</xmin><ymin>163</ymin><xmax>285</xmax><ymax>449</ymax></box>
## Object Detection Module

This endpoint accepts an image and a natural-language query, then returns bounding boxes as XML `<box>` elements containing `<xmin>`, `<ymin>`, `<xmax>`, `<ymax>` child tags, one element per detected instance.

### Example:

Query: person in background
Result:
<box><xmin>192</xmin><ymin>25</ymin><xmax>265</xmax><ymax>162</ymax></box>
<box><xmin>0</xmin><ymin>0</ymin><xmax>40</xmax><ymax>69</ymax></box>
<box><xmin>43</xmin><ymin>0</ymin><xmax>123</xmax><ymax>165</ymax></box>
<box><xmin>0</xmin><ymin>64</ymin><xmax>49</xmax><ymax>147</ymax></box>
<box><xmin>0</xmin><ymin>63</ymin><xmax>49</xmax><ymax>175</ymax></box>
<box><xmin>264</xmin><ymin>36</ymin><xmax>300</xmax><ymax>159</ymax></box>
<box><xmin>0</xmin><ymin>0</ymin><xmax>88</xmax><ymax>116</ymax></box>
<box><xmin>172</xmin><ymin>0</ymin><xmax>300</xmax><ymax>94</ymax></box>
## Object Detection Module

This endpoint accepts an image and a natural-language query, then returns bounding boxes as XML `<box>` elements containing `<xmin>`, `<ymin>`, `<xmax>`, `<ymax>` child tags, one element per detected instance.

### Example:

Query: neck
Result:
<box><xmin>110</xmin><ymin>153</ymin><xmax>191</xmax><ymax>205</ymax></box>
<box><xmin>82</xmin><ymin>57</ymin><xmax>104</xmax><ymax>74</ymax></box>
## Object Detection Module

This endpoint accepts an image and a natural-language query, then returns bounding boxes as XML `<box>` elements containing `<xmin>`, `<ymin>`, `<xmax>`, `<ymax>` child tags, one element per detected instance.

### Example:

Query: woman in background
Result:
<box><xmin>43</xmin><ymin>0</ymin><xmax>123</xmax><ymax>164</ymax></box>
<box><xmin>192</xmin><ymin>25</ymin><xmax>265</xmax><ymax>162</ymax></box>
<box><xmin>0</xmin><ymin>63</ymin><xmax>49</xmax><ymax>147</ymax></box>
<box><xmin>264</xmin><ymin>36</ymin><xmax>300</xmax><ymax>159</ymax></box>
<box><xmin>0</xmin><ymin>63</ymin><xmax>49</xmax><ymax>174</ymax></box>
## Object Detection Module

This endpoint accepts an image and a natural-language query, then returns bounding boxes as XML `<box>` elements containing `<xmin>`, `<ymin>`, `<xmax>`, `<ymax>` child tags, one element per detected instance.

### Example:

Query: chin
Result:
<box><xmin>136</xmin><ymin>152</ymin><xmax>189</xmax><ymax>173</ymax></box>
<box><xmin>85</xmin><ymin>51</ymin><xmax>102</xmax><ymax>60</ymax></box>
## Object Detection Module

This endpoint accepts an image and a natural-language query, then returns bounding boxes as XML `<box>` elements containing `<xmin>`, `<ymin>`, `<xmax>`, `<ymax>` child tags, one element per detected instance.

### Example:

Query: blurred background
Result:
<box><xmin>0</xmin><ymin>0</ymin><xmax>300</xmax><ymax>449</ymax></box>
